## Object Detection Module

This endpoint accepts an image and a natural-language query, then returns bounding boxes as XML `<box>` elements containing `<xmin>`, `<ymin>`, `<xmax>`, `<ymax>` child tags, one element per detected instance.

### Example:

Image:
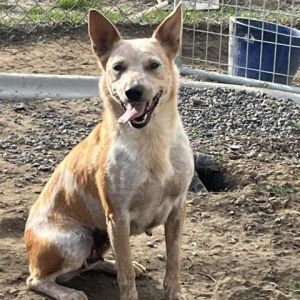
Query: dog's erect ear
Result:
<box><xmin>88</xmin><ymin>9</ymin><xmax>121</xmax><ymax>66</ymax></box>
<box><xmin>153</xmin><ymin>3</ymin><xmax>182</xmax><ymax>59</ymax></box>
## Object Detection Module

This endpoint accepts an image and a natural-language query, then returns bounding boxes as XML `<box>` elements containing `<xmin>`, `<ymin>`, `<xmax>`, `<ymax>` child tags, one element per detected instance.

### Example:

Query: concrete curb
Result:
<box><xmin>0</xmin><ymin>73</ymin><xmax>299</xmax><ymax>105</ymax></box>
<box><xmin>0</xmin><ymin>73</ymin><xmax>99</xmax><ymax>101</ymax></box>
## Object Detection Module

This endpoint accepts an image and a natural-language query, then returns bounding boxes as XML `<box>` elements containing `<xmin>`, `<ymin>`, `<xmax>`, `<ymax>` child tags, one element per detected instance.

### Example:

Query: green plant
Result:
<box><xmin>291</xmin><ymin>282</ymin><xmax>300</xmax><ymax>294</ymax></box>
<box><xmin>58</xmin><ymin>0</ymin><xmax>95</xmax><ymax>10</ymax></box>
<box><xmin>269</xmin><ymin>184</ymin><xmax>294</xmax><ymax>197</ymax></box>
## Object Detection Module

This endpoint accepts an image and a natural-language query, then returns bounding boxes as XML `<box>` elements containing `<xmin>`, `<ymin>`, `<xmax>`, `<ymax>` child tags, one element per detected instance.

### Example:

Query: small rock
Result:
<box><xmin>188</xmin><ymin>173</ymin><xmax>208</xmax><ymax>193</ymax></box>
<box><xmin>8</xmin><ymin>288</ymin><xmax>18</xmax><ymax>294</ymax></box>
<box><xmin>212</xmin><ymin>243</ymin><xmax>223</xmax><ymax>248</ymax></box>
<box><xmin>37</xmin><ymin>165</ymin><xmax>52</xmax><ymax>172</ymax></box>
<box><xmin>146</xmin><ymin>242</ymin><xmax>157</xmax><ymax>248</ymax></box>
<box><xmin>228</xmin><ymin>237</ymin><xmax>238</xmax><ymax>244</ymax></box>
<box><xmin>86</xmin><ymin>121</ymin><xmax>94</xmax><ymax>127</ymax></box>
<box><xmin>201</xmin><ymin>212</ymin><xmax>211</xmax><ymax>219</ymax></box>
<box><xmin>246</xmin><ymin>150</ymin><xmax>257</xmax><ymax>158</ymax></box>
<box><xmin>192</xmin><ymin>97</ymin><xmax>202</xmax><ymax>106</ymax></box>
<box><xmin>13</xmin><ymin>102</ymin><xmax>26</xmax><ymax>112</ymax></box>
<box><xmin>245</xmin><ymin>224</ymin><xmax>254</xmax><ymax>231</ymax></box>
<box><xmin>14</xmin><ymin>183</ymin><xmax>23</xmax><ymax>188</ymax></box>
<box><xmin>157</xmin><ymin>254</ymin><xmax>165</xmax><ymax>261</ymax></box>
<box><xmin>229</xmin><ymin>144</ymin><xmax>242</xmax><ymax>151</ymax></box>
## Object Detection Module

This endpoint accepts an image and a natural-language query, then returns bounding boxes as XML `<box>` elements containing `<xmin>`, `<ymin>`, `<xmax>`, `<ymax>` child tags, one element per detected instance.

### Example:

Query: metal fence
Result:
<box><xmin>0</xmin><ymin>0</ymin><xmax>168</xmax><ymax>32</ymax></box>
<box><xmin>1</xmin><ymin>0</ymin><xmax>300</xmax><ymax>88</ymax></box>
<box><xmin>183</xmin><ymin>0</ymin><xmax>300</xmax><ymax>87</ymax></box>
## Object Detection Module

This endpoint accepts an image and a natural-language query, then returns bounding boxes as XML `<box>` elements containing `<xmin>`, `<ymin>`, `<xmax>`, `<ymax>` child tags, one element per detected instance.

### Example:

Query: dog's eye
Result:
<box><xmin>113</xmin><ymin>63</ymin><xmax>125</xmax><ymax>72</ymax></box>
<box><xmin>149</xmin><ymin>62</ymin><xmax>160</xmax><ymax>70</ymax></box>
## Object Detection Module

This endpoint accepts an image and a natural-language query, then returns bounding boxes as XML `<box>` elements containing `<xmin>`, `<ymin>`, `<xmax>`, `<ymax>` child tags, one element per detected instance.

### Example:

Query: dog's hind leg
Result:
<box><xmin>25</xmin><ymin>226</ymin><xmax>93</xmax><ymax>299</ymax></box>
<box><xmin>27</xmin><ymin>274</ymin><xmax>88</xmax><ymax>300</ymax></box>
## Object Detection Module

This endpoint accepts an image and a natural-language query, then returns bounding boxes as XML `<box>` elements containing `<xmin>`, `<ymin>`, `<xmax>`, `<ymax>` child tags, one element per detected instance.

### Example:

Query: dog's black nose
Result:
<box><xmin>125</xmin><ymin>85</ymin><xmax>144</xmax><ymax>102</ymax></box>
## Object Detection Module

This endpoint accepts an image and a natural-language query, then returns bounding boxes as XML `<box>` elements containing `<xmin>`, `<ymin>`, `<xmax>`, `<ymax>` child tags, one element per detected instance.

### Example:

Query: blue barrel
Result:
<box><xmin>229</xmin><ymin>18</ymin><xmax>300</xmax><ymax>85</ymax></box>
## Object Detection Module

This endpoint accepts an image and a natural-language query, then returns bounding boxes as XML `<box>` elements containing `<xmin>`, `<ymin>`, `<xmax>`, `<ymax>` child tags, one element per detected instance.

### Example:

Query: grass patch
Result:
<box><xmin>23</xmin><ymin>7</ymin><xmax>83</xmax><ymax>25</ymax></box>
<box><xmin>290</xmin><ymin>283</ymin><xmax>300</xmax><ymax>294</ymax></box>
<box><xmin>135</xmin><ymin>10</ymin><xmax>169</xmax><ymax>24</ymax></box>
<box><xmin>183</xmin><ymin>7</ymin><xmax>300</xmax><ymax>24</ymax></box>
<box><xmin>1</xmin><ymin>4</ymin><xmax>300</xmax><ymax>33</ymax></box>
<box><xmin>0</xmin><ymin>3</ymin><xmax>14</xmax><ymax>10</ymax></box>
<box><xmin>265</xmin><ymin>183</ymin><xmax>295</xmax><ymax>197</ymax></box>
<box><xmin>132</xmin><ymin>7</ymin><xmax>300</xmax><ymax>25</ymax></box>
<box><xmin>58</xmin><ymin>0</ymin><xmax>95</xmax><ymax>10</ymax></box>
<box><xmin>104</xmin><ymin>11</ymin><xmax>127</xmax><ymax>24</ymax></box>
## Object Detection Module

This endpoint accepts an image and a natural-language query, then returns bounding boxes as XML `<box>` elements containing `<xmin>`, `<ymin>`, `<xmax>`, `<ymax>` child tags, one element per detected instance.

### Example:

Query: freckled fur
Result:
<box><xmin>24</xmin><ymin>3</ymin><xmax>194</xmax><ymax>300</ymax></box>
<box><xmin>25</xmin><ymin>229</ymin><xmax>64</xmax><ymax>279</ymax></box>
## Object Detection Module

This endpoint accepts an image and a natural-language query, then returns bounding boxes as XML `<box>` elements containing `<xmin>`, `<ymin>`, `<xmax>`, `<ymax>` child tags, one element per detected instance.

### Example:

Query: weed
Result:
<box><xmin>290</xmin><ymin>282</ymin><xmax>300</xmax><ymax>295</ymax></box>
<box><xmin>58</xmin><ymin>0</ymin><xmax>95</xmax><ymax>11</ymax></box>
<box><xmin>267</xmin><ymin>183</ymin><xmax>294</xmax><ymax>197</ymax></box>
<box><xmin>1</xmin><ymin>3</ymin><xmax>300</xmax><ymax>32</ymax></box>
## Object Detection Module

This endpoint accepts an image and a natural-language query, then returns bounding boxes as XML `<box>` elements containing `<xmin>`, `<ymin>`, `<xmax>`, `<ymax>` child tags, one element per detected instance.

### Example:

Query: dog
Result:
<box><xmin>24</xmin><ymin>3</ymin><xmax>194</xmax><ymax>300</ymax></box>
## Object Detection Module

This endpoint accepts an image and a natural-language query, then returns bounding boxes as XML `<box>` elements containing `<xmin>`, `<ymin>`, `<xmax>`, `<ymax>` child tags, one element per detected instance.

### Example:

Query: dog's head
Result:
<box><xmin>88</xmin><ymin>4</ymin><xmax>182</xmax><ymax>129</ymax></box>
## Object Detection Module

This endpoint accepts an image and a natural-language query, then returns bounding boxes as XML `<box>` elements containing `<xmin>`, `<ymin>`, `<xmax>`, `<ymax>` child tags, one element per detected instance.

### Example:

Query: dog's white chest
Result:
<box><xmin>106</xmin><ymin>156</ymin><xmax>175</xmax><ymax>235</ymax></box>
<box><xmin>128</xmin><ymin>177</ymin><xmax>176</xmax><ymax>235</ymax></box>
<box><xmin>106</xmin><ymin>129</ymin><xmax>193</xmax><ymax>235</ymax></box>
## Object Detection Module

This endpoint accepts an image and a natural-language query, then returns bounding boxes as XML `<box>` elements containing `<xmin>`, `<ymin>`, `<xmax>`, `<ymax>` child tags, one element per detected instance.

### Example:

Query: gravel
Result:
<box><xmin>0</xmin><ymin>87</ymin><xmax>299</xmax><ymax>179</ymax></box>
<box><xmin>0</xmin><ymin>100</ymin><xmax>100</xmax><ymax>174</ymax></box>
<box><xmin>178</xmin><ymin>87</ymin><xmax>300</xmax><ymax>163</ymax></box>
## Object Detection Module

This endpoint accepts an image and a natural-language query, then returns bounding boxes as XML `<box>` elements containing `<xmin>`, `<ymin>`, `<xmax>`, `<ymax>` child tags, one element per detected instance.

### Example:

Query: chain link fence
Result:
<box><xmin>0</xmin><ymin>0</ymin><xmax>169</xmax><ymax>33</ymax></box>
<box><xmin>1</xmin><ymin>0</ymin><xmax>300</xmax><ymax>87</ymax></box>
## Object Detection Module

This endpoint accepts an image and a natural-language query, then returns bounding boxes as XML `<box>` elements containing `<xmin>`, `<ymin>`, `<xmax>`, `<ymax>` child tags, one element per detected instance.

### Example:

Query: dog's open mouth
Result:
<box><xmin>118</xmin><ymin>90</ymin><xmax>163</xmax><ymax>129</ymax></box>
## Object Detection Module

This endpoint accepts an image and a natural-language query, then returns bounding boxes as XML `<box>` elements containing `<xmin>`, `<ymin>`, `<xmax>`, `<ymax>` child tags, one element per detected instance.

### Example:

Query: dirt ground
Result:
<box><xmin>0</xmin><ymin>31</ymin><xmax>300</xmax><ymax>300</ymax></box>
<box><xmin>0</xmin><ymin>24</ymin><xmax>229</xmax><ymax>75</ymax></box>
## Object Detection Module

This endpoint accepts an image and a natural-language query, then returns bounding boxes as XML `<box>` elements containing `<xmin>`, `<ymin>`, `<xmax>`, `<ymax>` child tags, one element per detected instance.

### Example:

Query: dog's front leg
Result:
<box><xmin>107</xmin><ymin>215</ymin><xmax>138</xmax><ymax>300</ymax></box>
<box><xmin>164</xmin><ymin>198</ymin><xmax>186</xmax><ymax>300</ymax></box>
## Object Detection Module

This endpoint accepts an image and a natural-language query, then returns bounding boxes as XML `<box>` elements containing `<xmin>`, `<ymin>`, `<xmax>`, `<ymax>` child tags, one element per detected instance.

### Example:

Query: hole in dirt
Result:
<box><xmin>197</xmin><ymin>169</ymin><xmax>239</xmax><ymax>192</ymax></box>
<box><xmin>193</xmin><ymin>153</ymin><xmax>240</xmax><ymax>192</ymax></box>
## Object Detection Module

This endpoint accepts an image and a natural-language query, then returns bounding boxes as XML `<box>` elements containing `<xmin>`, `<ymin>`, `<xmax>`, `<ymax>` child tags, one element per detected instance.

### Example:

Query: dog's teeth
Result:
<box><xmin>134</xmin><ymin>113</ymin><xmax>148</xmax><ymax>124</ymax></box>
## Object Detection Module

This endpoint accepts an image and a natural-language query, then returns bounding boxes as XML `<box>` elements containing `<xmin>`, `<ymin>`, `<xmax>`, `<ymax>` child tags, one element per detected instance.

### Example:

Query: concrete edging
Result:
<box><xmin>0</xmin><ymin>73</ymin><xmax>299</xmax><ymax>105</ymax></box>
<box><xmin>0</xmin><ymin>73</ymin><xmax>99</xmax><ymax>101</ymax></box>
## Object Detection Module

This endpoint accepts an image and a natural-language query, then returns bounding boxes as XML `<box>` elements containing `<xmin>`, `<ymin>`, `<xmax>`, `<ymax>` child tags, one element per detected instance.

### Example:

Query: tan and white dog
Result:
<box><xmin>24</xmin><ymin>3</ymin><xmax>194</xmax><ymax>300</ymax></box>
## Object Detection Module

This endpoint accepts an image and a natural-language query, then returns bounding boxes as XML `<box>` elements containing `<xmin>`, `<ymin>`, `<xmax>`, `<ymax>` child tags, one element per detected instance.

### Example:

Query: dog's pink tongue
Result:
<box><xmin>118</xmin><ymin>102</ymin><xmax>146</xmax><ymax>124</ymax></box>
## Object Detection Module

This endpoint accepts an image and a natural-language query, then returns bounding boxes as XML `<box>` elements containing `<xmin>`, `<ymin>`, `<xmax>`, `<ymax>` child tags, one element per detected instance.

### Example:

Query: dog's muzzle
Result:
<box><xmin>118</xmin><ymin>90</ymin><xmax>163</xmax><ymax>129</ymax></box>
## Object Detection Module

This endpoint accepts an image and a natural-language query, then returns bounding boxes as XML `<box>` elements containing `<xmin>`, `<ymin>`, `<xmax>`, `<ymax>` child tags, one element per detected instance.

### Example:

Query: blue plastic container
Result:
<box><xmin>229</xmin><ymin>18</ymin><xmax>300</xmax><ymax>85</ymax></box>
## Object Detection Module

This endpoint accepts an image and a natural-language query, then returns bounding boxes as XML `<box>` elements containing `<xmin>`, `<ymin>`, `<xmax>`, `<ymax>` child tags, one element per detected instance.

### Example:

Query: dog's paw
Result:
<box><xmin>120</xmin><ymin>288</ymin><xmax>138</xmax><ymax>300</ymax></box>
<box><xmin>165</xmin><ymin>292</ymin><xmax>186</xmax><ymax>300</ymax></box>
<box><xmin>132</xmin><ymin>261</ymin><xmax>146</xmax><ymax>278</ymax></box>
<box><xmin>164</xmin><ymin>280</ymin><xmax>186</xmax><ymax>300</ymax></box>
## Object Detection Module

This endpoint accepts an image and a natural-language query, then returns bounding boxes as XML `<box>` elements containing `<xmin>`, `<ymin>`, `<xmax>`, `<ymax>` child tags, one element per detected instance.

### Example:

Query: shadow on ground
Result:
<box><xmin>65</xmin><ymin>272</ymin><xmax>164</xmax><ymax>300</ymax></box>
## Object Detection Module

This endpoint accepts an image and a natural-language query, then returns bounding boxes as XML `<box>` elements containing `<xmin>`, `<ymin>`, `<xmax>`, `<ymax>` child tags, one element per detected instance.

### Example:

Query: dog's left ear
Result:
<box><xmin>88</xmin><ymin>9</ymin><xmax>121</xmax><ymax>67</ymax></box>
<box><xmin>153</xmin><ymin>3</ymin><xmax>182</xmax><ymax>59</ymax></box>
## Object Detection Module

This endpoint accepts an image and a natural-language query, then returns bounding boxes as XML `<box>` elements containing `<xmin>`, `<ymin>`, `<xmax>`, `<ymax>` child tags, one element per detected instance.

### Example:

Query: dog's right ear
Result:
<box><xmin>88</xmin><ymin>9</ymin><xmax>121</xmax><ymax>66</ymax></box>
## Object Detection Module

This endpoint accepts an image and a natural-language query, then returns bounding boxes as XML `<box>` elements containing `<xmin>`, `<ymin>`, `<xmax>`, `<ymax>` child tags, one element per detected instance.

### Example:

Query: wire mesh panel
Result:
<box><xmin>1</xmin><ymin>0</ymin><xmax>300</xmax><ymax>86</ymax></box>
<box><xmin>182</xmin><ymin>0</ymin><xmax>300</xmax><ymax>86</ymax></box>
